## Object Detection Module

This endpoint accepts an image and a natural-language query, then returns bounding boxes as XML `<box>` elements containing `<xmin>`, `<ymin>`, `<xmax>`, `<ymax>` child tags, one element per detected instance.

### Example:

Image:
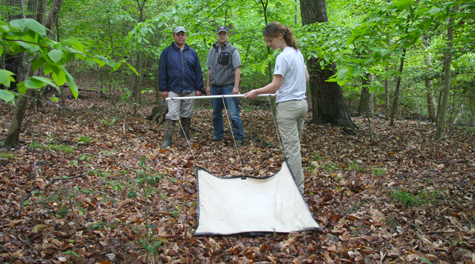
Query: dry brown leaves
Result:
<box><xmin>0</xmin><ymin>90</ymin><xmax>474</xmax><ymax>263</ymax></box>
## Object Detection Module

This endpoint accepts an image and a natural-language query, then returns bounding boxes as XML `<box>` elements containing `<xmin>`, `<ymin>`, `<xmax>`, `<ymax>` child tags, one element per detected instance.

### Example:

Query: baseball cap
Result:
<box><xmin>174</xmin><ymin>26</ymin><xmax>186</xmax><ymax>33</ymax></box>
<box><xmin>216</xmin><ymin>26</ymin><xmax>228</xmax><ymax>33</ymax></box>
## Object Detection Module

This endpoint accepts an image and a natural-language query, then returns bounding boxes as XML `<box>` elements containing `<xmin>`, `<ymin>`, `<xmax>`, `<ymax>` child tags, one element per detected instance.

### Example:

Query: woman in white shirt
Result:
<box><xmin>245</xmin><ymin>21</ymin><xmax>309</xmax><ymax>192</ymax></box>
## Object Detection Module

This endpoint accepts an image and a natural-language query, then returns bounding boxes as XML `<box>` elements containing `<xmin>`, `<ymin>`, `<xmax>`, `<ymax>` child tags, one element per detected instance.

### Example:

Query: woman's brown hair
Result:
<box><xmin>263</xmin><ymin>21</ymin><xmax>299</xmax><ymax>50</ymax></box>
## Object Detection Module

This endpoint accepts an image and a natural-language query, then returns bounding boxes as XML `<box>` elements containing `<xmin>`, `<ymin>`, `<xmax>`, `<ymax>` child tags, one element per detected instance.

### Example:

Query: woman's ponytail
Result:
<box><xmin>263</xmin><ymin>21</ymin><xmax>299</xmax><ymax>50</ymax></box>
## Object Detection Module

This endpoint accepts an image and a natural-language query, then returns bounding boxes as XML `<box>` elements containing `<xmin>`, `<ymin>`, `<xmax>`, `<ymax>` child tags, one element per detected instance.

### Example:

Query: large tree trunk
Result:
<box><xmin>435</xmin><ymin>17</ymin><xmax>454</xmax><ymax>140</ymax></box>
<box><xmin>3</xmin><ymin>0</ymin><xmax>63</xmax><ymax>148</ymax></box>
<box><xmin>300</xmin><ymin>0</ymin><xmax>356</xmax><ymax>129</ymax></box>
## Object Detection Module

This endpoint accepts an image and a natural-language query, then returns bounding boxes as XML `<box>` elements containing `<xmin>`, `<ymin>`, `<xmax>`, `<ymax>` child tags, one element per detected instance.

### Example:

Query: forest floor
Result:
<box><xmin>0</xmin><ymin>86</ymin><xmax>474</xmax><ymax>264</ymax></box>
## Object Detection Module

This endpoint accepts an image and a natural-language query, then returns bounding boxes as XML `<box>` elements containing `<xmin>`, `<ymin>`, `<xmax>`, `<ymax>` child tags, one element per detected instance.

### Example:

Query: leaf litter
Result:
<box><xmin>0</xmin><ymin>90</ymin><xmax>474</xmax><ymax>263</ymax></box>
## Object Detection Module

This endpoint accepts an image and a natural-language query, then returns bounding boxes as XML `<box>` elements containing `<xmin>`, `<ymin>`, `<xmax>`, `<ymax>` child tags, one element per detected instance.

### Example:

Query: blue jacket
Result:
<box><xmin>158</xmin><ymin>42</ymin><xmax>203</xmax><ymax>92</ymax></box>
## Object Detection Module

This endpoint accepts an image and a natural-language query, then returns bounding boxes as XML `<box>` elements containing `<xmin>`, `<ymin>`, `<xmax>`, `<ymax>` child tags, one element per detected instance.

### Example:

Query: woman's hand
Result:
<box><xmin>244</xmin><ymin>90</ymin><xmax>259</xmax><ymax>99</ymax></box>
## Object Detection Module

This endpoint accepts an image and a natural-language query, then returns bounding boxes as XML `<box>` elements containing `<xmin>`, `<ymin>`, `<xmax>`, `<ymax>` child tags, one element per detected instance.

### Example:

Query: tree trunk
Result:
<box><xmin>4</xmin><ymin>0</ymin><xmax>28</xmax><ymax>148</ymax></box>
<box><xmin>4</xmin><ymin>52</ymin><xmax>31</xmax><ymax>147</ymax></box>
<box><xmin>389</xmin><ymin>48</ymin><xmax>406</xmax><ymax>126</ymax></box>
<box><xmin>369</xmin><ymin>73</ymin><xmax>374</xmax><ymax>114</ymax></box>
<box><xmin>359</xmin><ymin>76</ymin><xmax>371</xmax><ymax>115</ymax></box>
<box><xmin>36</xmin><ymin>0</ymin><xmax>47</xmax><ymax>24</ymax></box>
<box><xmin>423</xmin><ymin>34</ymin><xmax>436</xmax><ymax>122</ymax></box>
<box><xmin>452</xmin><ymin>104</ymin><xmax>464</xmax><ymax>125</ymax></box>
<box><xmin>133</xmin><ymin>0</ymin><xmax>146</xmax><ymax>116</ymax></box>
<box><xmin>294</xmin><ymin>0</ymin><xmax>298</xmax><ymax>25</ymax></box>
<box><xmin>134</xmin><ymin>51</ymin><xmax>141</xmax><ymax>116</ymax></box>
<box><xmin>105</xmin><ymin>11</ymin><xmax>116</xmax><ymax>115</ymax></box>
<box><xmin>384</xmin><ymin>8</ymin><xmax>391</xmax><ymax>120</ymax></box>
<box><xmin>435</xmin><ymin>17</ymin><xmax>454</xmax><ymax>140</ymax></box>
<box><xmin>384</xmin><ymin>72</ymin><xmax>390</xmax><ymax>119</ymax></box>
<box><xmin>3</xmin><ymin>0</ymin><xmax>63</xmax><ymax>148</ymax></box>
<box><xmin>449</xmin><ymin>88</ymin><xmax>456</xmax><ymax>124</ymax></box>
<box><xmin>427</xmin><ymin>91</ymin><xmax>436</xmax><ymax>121</ymax></box>
<box><xmin>260</xmin><ymin>0</ymin><xmax>272</xmax><ymax>83</ymax></box>
<box><xmin>301</xmin><ymin>0</ymin><xmax>356</xmax><ymax>129</ymax></box>
<box><xmin>470</xmin><ymin>98</ymin><xmax>474</xmax><ymax>126</ymax></box>
<box><xmin>44</xmin><ymin>0</ymin><xmax>63</xmax><ymax>36</ymax></box>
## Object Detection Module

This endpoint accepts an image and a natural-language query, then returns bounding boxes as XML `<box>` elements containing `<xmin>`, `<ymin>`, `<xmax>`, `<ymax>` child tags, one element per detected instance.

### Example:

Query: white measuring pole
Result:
<box><xmin>165</xmin><ymin>94</ymin><xmax>275</xmax><ymax>101</ymax></box>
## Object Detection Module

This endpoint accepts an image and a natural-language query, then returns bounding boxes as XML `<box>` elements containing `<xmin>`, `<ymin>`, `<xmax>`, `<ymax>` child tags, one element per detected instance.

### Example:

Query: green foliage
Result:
<box><xmin>419</xmin><ymin>257</ymin><xmax>433</xmax><ymax>264</ymax></box>
<box><xmin>128</xmin><ymin>157</ymin><xmax>166</xmax><ymax>258</ymax></box>
<box><xmin>57</xmin><ymin>205</ymin><xmax>70</xmax><ymax>218</ymax></box>
<box><xmin>391</xmin><ymin>189</ymin><xmax>423</xmax><ymax>207</ymax></box>
<box><xmin>323</xmin><ymin>161</ymin><xmax>339</xmax><ymax>172</ymax></box>
<box><xmin>79</xmin><ymin>135</ymin><xmax>93</xmax><ymax>144</ymax></box>
<box><xmin>37</xmin><ymin>186</ymin><xmax>88</xmax><ymax>222</ymax></box>
<box><xmin>171</xmin><ymin>210</ymin><xmax>178</xmax><ymax>219</ymax></box>
<box><xmin>101</xmin><ymin>117</ymin><xmax>117</xmax><ymax>128</ymax></box>
<box><xmin>0</xmin><ymin>17</ymin><xmax>121</xmax><ymax>104</ymax></box>
<box><xmin>313</xmin><ymin>154</ymin><xmax>325</xmax><ymax>161</ymax></box>
<box><xmin>28</xmin><ymin>141</ymin><xmax>42</xmax><ymax>149</ymax></box>
<box><xmin>87</xmin><ymin>221</ymin><xmax>107</xmax><ymax>230</ymax></box>
<box><xmin>48</xmin><ymin>144</ymin><xmax>76</xmax><ymax>154</ymax></box>
<box><xmin>62</xmin><ymin>251</ymin><xmax>80</xmax><ymax>257</ymax></box>
<box><xmin>347</xmin><ymin>161</ymin><xmax>364</xmax><ymax>172</ymax></box>
<box><xmin>8</xmin><ymin>0</ymin><xmax>469</xmax><ymax>124</ymax></box>
<box><xmin>71</xmin><ymin>154</ymin><xmax>96</xmax><ymax>168</ymax></box>
<box><xmin>327</xmin><ymin>0</ymin><xmax>475</xmax><ymax>87</ymax></box>
<box><xmin>373</xmin><ymin>167</ymin><xmax>387</xmax><ymax>176</ymax></box>
<box><xmin>391</xmin><ymin>188</ymin><xmax>441</xmax><ymax>207</ymax></box>
<box><xmin>0</xmin><ymin>151</ymin><xmax>17</xmax><ymax>160</ymax></box>
<box><xmin>29</xmin><ymin>142</ymin><xmax>76</xmax><ymax>154</ymax></box>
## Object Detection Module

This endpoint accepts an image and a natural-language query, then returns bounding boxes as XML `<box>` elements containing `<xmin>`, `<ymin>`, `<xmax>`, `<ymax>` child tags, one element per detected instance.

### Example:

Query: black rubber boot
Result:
<box><xmin>161</xmin><ymin>119</ymin><xmax>176</xmax><ymax>148</ymax></box>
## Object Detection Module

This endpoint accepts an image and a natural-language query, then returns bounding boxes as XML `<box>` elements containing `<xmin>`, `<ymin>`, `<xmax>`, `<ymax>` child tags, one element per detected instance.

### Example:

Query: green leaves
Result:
<box><xmin>9</xmin><ymin>18</ymin><xmax>46</xmax><ymax>36</ymax></box>
<box><xmin>0</xmin><ymin>89</ymin><xmax>15</xmax><ymax>104</ymax></box>
<box><xmin>371</xmin><ymin>47</ymin><xmax>392</xmax><ymax>57</ymax></box>
<box><xmin>52</xmin><ymin>70</ymin><xmax>67</xmax><ymax>86</ymax></box>
<box><xmin>63</xmin><ymin>66</ymin><xmax>79</xmax><ymax>99</ymax></box>
<box><xmin>48</xmin><ymin>50</ymin><xmax>65</xmax><ymax>63</ymax></box>
<box><xmin>0</xmin><ymin>70</ymin><xmax>15</xmax><ymax>88</ymax></box>
<box><xmin>62</xmin><ymin>38</ymin><xmax>86</xmax><ymax>52</ymax></box>
<box><xmin>326</xmin><ymin>0</ymin><xmax>473</xmax><ymax>88</ymax></box>
<box><xmin>337</xmin><ymin>69</ymin><xmax>349</xmax><ymax>80</ymax></box>
<box><xmin>0</xmin><ymin>18</ymin><xmax>119</xmax><ymax>104</ymax></box>
<box><xmin>24</xmin><ymin>76</ymin><xmax>59</xmax><ymax>90</ymax></box>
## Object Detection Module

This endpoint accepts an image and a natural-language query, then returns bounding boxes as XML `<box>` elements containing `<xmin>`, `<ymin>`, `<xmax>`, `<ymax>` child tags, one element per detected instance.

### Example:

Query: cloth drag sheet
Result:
<box><xmin>194</xmin><ymin>160</ymin><xmax>322</xmax><ymax>235</ymax></box>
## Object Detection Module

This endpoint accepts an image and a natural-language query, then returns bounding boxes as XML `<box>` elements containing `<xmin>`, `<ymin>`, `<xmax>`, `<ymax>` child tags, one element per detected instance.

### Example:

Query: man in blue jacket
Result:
<box><xmin>159</xmin><ymin>26</ymin><xmax>203</xmax><ymax>148</ymax></box>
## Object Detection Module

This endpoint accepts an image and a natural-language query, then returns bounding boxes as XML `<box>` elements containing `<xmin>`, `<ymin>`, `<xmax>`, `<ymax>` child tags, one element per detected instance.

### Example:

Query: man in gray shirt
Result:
<box><xmin>206</xmin><ymin>26</ymin><xmax>244</xmax><ymax>147</ymax></box>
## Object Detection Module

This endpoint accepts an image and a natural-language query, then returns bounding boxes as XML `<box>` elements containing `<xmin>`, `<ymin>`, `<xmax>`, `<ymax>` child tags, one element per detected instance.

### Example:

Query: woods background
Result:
<box><xmin>2</xmin><ymin>0</ymin><xmax>475</xmax><ymax>134</ymax></box>
<box><xmin>0</xmin><ymin>0</ymin><xmax>475</xmax><ymax>263</ymax></box>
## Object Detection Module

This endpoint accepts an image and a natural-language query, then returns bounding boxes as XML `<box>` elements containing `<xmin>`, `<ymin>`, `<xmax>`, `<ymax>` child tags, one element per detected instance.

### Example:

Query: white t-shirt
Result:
<box><xmin>273</xmin><ymin>47</ymin><xmax>307</xmax><ymax>103</ymax></box>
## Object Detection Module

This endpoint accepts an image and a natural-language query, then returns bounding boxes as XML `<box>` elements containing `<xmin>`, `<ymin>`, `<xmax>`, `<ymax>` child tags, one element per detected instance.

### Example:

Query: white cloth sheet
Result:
<box><xmin>194</xmin><ymin>161</ymin><xmax>322</xmax><ymax>235</ymax></box>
